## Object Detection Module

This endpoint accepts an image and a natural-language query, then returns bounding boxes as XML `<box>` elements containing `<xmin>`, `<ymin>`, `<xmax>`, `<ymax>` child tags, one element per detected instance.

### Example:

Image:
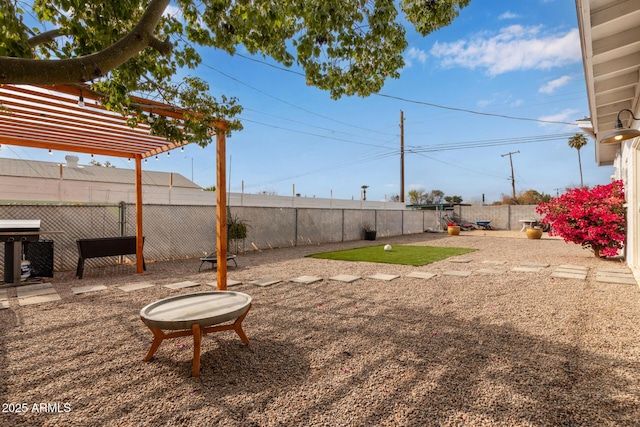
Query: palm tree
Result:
<box><xmin>568</xmin><ymin>133</ymin><xmax>588</xmax><ymax>187</ymax></box>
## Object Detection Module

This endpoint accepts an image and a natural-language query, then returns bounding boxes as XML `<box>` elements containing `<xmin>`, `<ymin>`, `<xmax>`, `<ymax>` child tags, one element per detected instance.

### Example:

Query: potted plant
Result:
<box><xmin>362</xmin><ymin>223</ymin><xmax>377</xmax><ymax>241</ymax></box>
<box><xmin>227</xmin><ymin>213</ymin><xmax>249</xmax><ymax>253</ymax></box>
<box><xmin>447</xmin><ymin>222</ymin><xmax>460</xmax><ymax>236</ymax></box>
<box><xmin>526</xmin><ymin>226</ymin><xmax>543</xmax><ymax>239</ymax></box>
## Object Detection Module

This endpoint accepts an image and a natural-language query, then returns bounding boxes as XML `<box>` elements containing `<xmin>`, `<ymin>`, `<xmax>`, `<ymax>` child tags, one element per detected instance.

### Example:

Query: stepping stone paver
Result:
<box><xmin>551</xmin><ymin>272</ymin><xmax>587</xmax><ymax>280</ymax></box>
<box><xmin>16</xmin><ymin>283</ymin><xmax>62</xmax><ymax>306</ymax></box>
<box><xmin>482</xmin><ymin>260</ymin><xmax>506</xmax><ymax>265</ymax></box>
<box><xmin>551</xmin><ymin>265</ymin><xmax>588</xmax><ymax>280</ymax></box>
<box><xmin>449</xmin><ymin>259</ymin><xmax>472</xmax><ymax>263</ymax></box>
<box><xmin>72</xmin><ymin>284</ymin><xmax>108</xmax><ymax>295</ymax></box>
<box><xmin>522</xmin><ymin>262</ymin><xmax>550</xmax><ymax>268</ymax></box>
<box><xmin>208</xmin><ymin>280</ymin><xmax>243</xmax><ymax>288</ymax></box>
<box><xmin>16</xmin><ymin>283</ymin><xmax>56</xmax><ymax>298</ymax></box>
<box><xmin>596</xmin><ymin>275</ymin><xmax>637</xmax><ymax>285</ymax></box>
<box><xmin>406</xmin><ymin>272</ymin><xmax>437</xmax><ymax>280</ymax></box>
<box><xmin>0</xmin><ymin>289</ymin><xmax>8</xmax><ymax>309</ymax></box>
<box><xmin>512</xmin><ymin>266</ymin><xmax>544</xmax><ymax>273</ymax></box>
<box><xmin>557</xmin><ymin>264</ymin><xmax>588</xmax><ymax>272</ymax></box>
<box><xmin>595</xmin><ymin>268</ymin><xmax>636</xmax><ymax>285</ymax></box>
<box><xmin>597</xmin><ymin>268</ymin><xmax>632</xmax><ymax>274</ymax></box>
<box><xmin>329</xmin><ymin>274</ymin><xmax>361</xmax><ymax>283</ymax></box>
<box><xmin>163</xmin><ymin>280</ymin><xmax>200</xmax><ymax>290</ymax></box>
<box><xmin>477</xmin><ymin>268</ymin><xmax>506</xmax><ymax>275</ymax></box>
<box><xmin>289</xmin><ymin>275</ymin><xmax>323</xmax><ymax>284</ymax></box>
<box><xmin>250</xmin><ymin>278</ymin><xmax>282</xmax><ymax>287</ymax></box>
<box><xmin>367</xmin><ymin>273</ymin><xmax>400</xmax><ymax>281</ymax></box>
<box><xmin>118</xmin><ymin>282</ymin><xmax>155</xmax><ymax>292</ymax></box>
<box><xmin>442</xmin><ymin>270</ymin><xmax>472</xmax><ymax>277</ymax></box>
<box><xmin>18</xmin><ymin>293</ymin><xmax>61</xmax><ymax>306</ymax></box>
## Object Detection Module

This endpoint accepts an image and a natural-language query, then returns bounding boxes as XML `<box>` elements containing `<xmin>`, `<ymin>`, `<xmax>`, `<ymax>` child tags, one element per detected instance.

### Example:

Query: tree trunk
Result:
<box><xmin>592</xmin><ymin>245</ymin><xmax>603</xmax><ymax>258</ymax></box>
<box><xmin>578</xmin><ymin>149</ymin><xmax>584</xmax><ymax>188</ymax></box>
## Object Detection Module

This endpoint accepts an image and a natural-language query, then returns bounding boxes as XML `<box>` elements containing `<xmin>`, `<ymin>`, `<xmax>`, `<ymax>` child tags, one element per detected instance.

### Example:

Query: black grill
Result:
<box><xmin>0</xmin><ymin>219</ymin><xmax>41</xmax><ymax>242</ymax></box>
<box><xmin>1</xmin><ymin>219</ymin><xmax>42</xmax><ymax>283</ymax></box>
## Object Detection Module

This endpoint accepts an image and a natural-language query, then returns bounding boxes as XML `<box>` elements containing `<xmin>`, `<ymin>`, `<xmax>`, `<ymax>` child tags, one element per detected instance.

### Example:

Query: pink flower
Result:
<box><xmin>537</xmin><ymin>180</ymin><xmax>626</xmax><ymax>258</ymax></box>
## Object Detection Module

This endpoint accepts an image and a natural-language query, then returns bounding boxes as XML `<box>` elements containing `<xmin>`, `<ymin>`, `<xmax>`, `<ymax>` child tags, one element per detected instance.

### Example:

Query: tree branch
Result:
<box><xmin>28</xmin><ymin>29</ymin><xmax>62</xmax><ymax>48</ymax></box>
<box><xmin>0</xmin><ymin>0</ymin><xmax>171</xmax><ymax>85</ymax></box>
<box><xmin>149</xmin><ymin>36</ymin><xmax>173</xmax><ymax>56</ymax></box>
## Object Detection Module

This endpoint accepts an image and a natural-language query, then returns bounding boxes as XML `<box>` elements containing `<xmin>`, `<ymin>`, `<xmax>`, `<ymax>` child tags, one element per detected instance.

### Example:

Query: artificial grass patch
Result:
<box><xmin>306</xmin><ymin>245</ymin><xmax>475</xmax><ymax>266</ymax></box>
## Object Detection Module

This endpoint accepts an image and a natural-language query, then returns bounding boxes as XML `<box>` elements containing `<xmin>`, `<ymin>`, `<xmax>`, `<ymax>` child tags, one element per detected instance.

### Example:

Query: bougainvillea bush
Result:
<box><xmin>536</xmin><ymin>180</ymin><xmax>626</xmax><ymax>257</ymax></box>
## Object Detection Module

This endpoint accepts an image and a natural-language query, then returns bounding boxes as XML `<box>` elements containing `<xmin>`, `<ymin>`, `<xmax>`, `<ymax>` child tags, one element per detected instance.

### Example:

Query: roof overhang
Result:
<box><xmin>576</xmin><ymin>0</ymin><xmax>640</xmax><ymax>166</ymax></box>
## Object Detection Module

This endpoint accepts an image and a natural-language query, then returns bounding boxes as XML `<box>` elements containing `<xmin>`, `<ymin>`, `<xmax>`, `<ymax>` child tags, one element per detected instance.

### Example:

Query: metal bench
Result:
<box><xmin>76</xmin><ymin>236</ymin><xmax>145</xmax><ymax>279</ymax></box>
<box><xmin>199</xmin><ymin>253</ymin><xmax>237</xmax><ymax>272</ymax></box>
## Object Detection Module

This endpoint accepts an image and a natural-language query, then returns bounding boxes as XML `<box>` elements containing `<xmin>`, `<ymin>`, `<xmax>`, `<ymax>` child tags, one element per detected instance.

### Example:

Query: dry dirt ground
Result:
<box><xmin>1</xmin><ymin>230</ymin><xmax>639</xmax><ymax>426</ymax></box>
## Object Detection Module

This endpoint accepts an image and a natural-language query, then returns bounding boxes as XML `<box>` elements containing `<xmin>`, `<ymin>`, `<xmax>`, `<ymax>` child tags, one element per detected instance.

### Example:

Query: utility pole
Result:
<box><xmin>400</xmin><ymin>110</ymin><xmax>405</xmax><ymax>203</ymax></box>
<box><xmin>501</xmin><ymin>150</ymin><xmax>519</xmax><ymax>201</ymax></box>
<box><xmin>361</xmin><ymin>185</ymin><xmax>369</xmax><ymax>201</ymax></box>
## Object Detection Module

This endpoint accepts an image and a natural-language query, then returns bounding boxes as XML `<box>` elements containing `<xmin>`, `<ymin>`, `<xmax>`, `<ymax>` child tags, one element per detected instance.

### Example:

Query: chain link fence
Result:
<box><xmin>1</xmin><ymin>202</ymin><xmax>539</xmax><ymax>277</ymax></box>
<box><xmin>0</xmin><ymin>203</ymin><xmax>215</xmax><ymax>274</ymax></box>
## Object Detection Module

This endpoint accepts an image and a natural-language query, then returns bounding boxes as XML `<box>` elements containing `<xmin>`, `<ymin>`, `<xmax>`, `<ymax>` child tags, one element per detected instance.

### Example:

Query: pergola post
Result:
<box><xmin>216</xmin><ymin>128</ymin><xmax>227</xmax><ymax>290</ymax></box>
<box><xmin>135</xmin><ymin>154</ymin><xmax>144</xmax><ymax>274</ymax></box>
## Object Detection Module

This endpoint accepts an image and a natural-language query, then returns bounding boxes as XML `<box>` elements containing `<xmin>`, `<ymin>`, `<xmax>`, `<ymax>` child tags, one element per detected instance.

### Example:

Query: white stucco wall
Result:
<box><xmin>611</xmin><ymin>138</ymin><xmax>640</xmax><ymax>278</ymax></box>
<box><xmin>0</xmin><ymin>176</ymin><xmax>215</xmax><ymax>205</ymax></box>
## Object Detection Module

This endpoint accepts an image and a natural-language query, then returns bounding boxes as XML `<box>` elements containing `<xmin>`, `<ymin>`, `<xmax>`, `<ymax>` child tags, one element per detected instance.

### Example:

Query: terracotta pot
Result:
<box><xmin>526</xmin><ymin>227</ymin><xmax>543</xmax><ymax>239</ymax></box>
<box><xmin>447</xmin><ymin>225</ymin><xmax>460</xmax><ymax>236</ymax></box>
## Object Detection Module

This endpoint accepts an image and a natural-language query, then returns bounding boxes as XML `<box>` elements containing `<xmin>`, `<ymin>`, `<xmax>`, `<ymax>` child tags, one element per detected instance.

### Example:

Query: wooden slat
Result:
<box><xmin>0</xmin><ymin>84</ymin><xmax>224</xmax><ymax>281</ymax></box>
<box><xmin>0</xmin><ymin>84</ymin><xmax>194</xmax><ymax>157</ymax></box>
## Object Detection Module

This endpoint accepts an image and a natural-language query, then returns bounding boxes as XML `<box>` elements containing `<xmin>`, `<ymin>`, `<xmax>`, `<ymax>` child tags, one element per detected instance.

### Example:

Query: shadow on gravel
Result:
<box><xmin>2</xmin><ymin>266</ymin><xmax>638</xmax><ymax>426</ymax></box>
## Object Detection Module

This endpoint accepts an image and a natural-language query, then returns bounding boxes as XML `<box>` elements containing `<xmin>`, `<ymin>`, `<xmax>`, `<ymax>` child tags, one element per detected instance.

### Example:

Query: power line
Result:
<box><xmin>197</xmin><ymin>58</ymin><xmax>398</xmax><ymax>137</ymax></box>
<box><xmin>374</xmin><ymin>93</ymin><xmax>577</xmax><ymax>125</ymax></box>
<box><xmin>233</xmin><ymin>52</ymin><xmax>580</xmax><ymax>126</ymax></box>
<box><xmin>407</xmin><ymin>133</ymin><xmax>575</xmax><ymax>153</ymax></box>
<box><xmin>243</xmin><ymin>107</ymin><xmax>396</xmax><ymax>145</ymax></box>
<box><xmin>411</xmin><ymin>151</ymin><xmax>508</xmax><ymax>180</ymax></box>
<box><xmin>238</xmin><ymin>117</ymin><xmax>396</xmax><ymax>149</ymax></box>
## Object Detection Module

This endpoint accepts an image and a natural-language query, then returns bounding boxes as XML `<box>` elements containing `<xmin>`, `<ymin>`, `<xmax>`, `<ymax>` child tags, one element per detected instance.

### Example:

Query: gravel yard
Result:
<box><xmin>1</xmin><ymin>230</ymin><xmax>639</xmax><ymax>426</ymax></box>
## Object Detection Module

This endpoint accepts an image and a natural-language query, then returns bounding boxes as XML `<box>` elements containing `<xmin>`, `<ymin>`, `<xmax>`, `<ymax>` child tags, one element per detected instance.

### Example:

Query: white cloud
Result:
<box><xmin>538</xmin><ymin>108</ymin><xmax>580</xmax><ymax>131</ymax></box>
<box><xmin>539</xmin><ymin>75</ymin><xmax>573</xmax><ymax>94</ymax></box>
<box><xmin>477</xmin><ymin>93</ymin><xmax>523</xmax><ymax>109</ymax></box>
<box><xmin>429</xmin><ymin>25</ymin><xmax>581</xmax><ymax>76</ymax></box>
<box><xmin>164</xmin><ymin>5</ymin><xmax>182</xmax><ymax>19</ymax></box>
<box><xmin>499</xmin><ymin>11</ymin><xmax>519</xmax><ymax>20</ymax></box>
<box><xmin>405</xmin><ymin>47</ymin><xmax>427</xmax><ymax>67</ymax></box>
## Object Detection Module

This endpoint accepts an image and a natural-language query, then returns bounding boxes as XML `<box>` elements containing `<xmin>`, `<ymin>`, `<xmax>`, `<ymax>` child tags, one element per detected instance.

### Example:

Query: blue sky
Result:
<box><xmin>1</xmin><ymin>0</ymin><xmax>614</xmax><ymax>204</ymax></box>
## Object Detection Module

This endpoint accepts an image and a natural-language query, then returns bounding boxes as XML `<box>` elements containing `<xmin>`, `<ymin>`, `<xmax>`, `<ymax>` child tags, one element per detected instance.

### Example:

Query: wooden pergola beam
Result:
<box><xmin>0</xmin><ymin>84</ymin><xmax>228</xmax><ymax>286</ymax></box>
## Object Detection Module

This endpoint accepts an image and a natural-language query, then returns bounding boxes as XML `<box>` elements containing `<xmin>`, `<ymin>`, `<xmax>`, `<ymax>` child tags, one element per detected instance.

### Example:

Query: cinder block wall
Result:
<box><xmin>455</xmin><ymin>205</ymin><xmax>541</xmax><ymax>230</ymax></box>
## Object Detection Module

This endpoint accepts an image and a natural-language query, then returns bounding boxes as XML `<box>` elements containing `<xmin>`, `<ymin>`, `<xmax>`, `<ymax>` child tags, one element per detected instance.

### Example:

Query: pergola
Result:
<box><xmin>0</xmin><ymin>84</ymin><xmax>230</xmax><ymax>289</ymax></box>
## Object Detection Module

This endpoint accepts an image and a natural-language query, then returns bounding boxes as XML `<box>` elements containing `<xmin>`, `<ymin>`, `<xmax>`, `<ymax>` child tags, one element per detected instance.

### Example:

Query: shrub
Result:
<box><xmin>536</xmin><ymin>180</ymin><xmax>626</xmax><ymax>257</ymax></box>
